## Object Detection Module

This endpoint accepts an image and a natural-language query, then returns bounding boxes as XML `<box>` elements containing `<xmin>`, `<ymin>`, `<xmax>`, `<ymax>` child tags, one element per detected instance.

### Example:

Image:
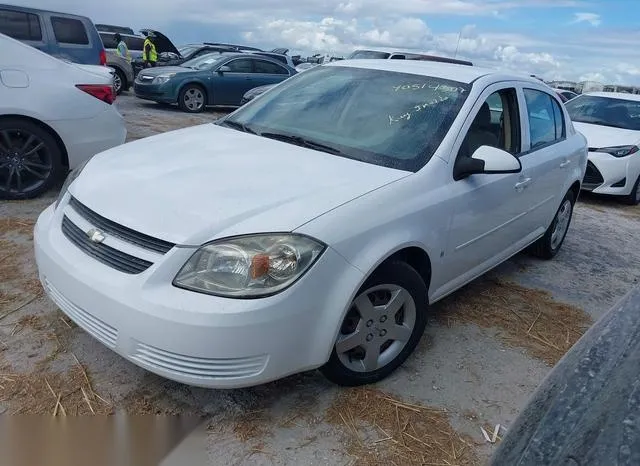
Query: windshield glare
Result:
<box><xmin>178</xmin><ymin>45</ymin><xmax>199</xmax><ymax>56</ymax></box>
<box><xmin>565</xmin><ymin>95</ymin><xmax>640</xmax><ymax>131</ymax></box>
<box><xmin>224</xmin><ymin>65</ymin><xmax>471</xmax><ymax>171</ymax></box>
<box><xmin>181</xmin><ymin>53</ymin><xmax>227</xmax><ymax>70</ymax></box>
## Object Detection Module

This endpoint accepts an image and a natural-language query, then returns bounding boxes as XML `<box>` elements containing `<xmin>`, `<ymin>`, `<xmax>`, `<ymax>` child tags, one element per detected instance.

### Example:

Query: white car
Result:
<box><xmin>565</xmin><ymin>92</ymin><xmax>640</xmax><ymax>205</ymax></box>
<box><xmin>34</xmin><ymin>60</ymin><xmax>587</xmax><ymax>388</ymax></box>
<box><xmin>0</xmin><ymin>33</ymin><xmax>126</xmax><ymax>200</ymax></box>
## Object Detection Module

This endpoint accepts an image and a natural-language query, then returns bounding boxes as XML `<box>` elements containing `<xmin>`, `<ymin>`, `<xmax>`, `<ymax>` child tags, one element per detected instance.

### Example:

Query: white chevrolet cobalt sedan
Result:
<box><xmin>565</xmin><ymin>92</ymin><xmax>640</xmax><ymax>205</ymax></box>
<box><xmin>34</xmin><ymin>60</ymin><xmax>588</xmax><ymax>388</ymax></box>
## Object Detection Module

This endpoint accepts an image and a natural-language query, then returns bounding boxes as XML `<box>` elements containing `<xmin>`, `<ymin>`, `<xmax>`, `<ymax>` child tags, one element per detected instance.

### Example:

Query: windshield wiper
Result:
<box><xmin>574</xmin><ymin>119</ymin><xmax>629</xmax><ymax>129</ymax></box>
<box><xmin>260</xmin><ymin>132</ymin><xmax>342</xmax><ymax>155</ymax></box>
<box><xmin>218</xmin><ymin>120</ymin><xmax>257</xmax><ymax>135</ymax></box>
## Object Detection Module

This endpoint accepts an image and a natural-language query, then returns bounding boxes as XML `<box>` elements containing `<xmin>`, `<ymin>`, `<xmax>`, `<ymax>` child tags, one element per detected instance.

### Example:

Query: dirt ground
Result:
<box><xmin>1</xmin><ymin>94</ymin><xmax>639</xmax><ymax>465</ymax></box>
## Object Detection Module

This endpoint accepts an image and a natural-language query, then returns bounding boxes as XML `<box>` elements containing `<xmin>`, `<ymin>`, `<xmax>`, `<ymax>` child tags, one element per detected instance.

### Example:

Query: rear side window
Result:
<box><xmin>125</xmin><ymin>36</ymin><xmax>144</xmax><ymax>51</ymax></box>
<box><xmin>254</xmin><ymin>59</ymin><xmax>288</xmax><ymax>75</ymax></box>
<box><xmin>100</xmin><ymin>32</ymin><xmax>116</xmax><ymax>48</ymax></box>
<box><xmin>0</xmin><ymin>9</ymin><xmax>42</xmax><ymax>41</ymax></box>
<box><xmin>524</xmin><ymin>89</ymin><xmax>565</xmax><ymax>149</ymax></box>
<box><xmin>51</xmin><ymin>16</ymin><xmax>89</xmax><ymax>45</ymax></box>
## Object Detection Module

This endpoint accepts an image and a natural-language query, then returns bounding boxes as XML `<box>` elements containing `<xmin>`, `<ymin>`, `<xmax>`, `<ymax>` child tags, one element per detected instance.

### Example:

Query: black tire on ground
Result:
<box><xmin>178</xmin><ymin>84</ymin><xmax>207</xmax><ymax>113</ymax></box>
<box><xmin>622</xmin><ymin>175</ymin><xmax>640</xmax><ymax>206</ymax></box>
<box><xmin>529</xmin><ymin>189</ymin><xmax>576</xmax><ymax>260</ymax></box>
<box><xmin>320</xmin><ymin>261</ymin><xmax>429</xmax><ymax>386</ymax></box>
<box><xmin>113</xmin><ymin>68</ymin><xmax>126</xmax><ymax>95</ymax></box>
<box><xmin>0</xmin><ymin>118</ymin><xmax>63</xmax><ymax>200</ymax></box>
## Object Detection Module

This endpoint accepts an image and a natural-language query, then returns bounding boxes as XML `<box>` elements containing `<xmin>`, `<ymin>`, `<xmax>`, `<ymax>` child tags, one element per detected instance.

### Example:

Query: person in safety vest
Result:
<box><xmin>114</xmin><ymin>33</ymin><xmax>131</xmax><ymax>63</ymax></box>
<box><xmin>143</xmin><ymin>33</ymin><xmax>158</xmax><ymax>67</ymax></box>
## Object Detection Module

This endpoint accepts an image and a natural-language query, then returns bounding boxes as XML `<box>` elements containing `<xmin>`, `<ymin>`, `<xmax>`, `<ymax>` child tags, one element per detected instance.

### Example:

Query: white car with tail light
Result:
<box><xmin>35</xmin><ymin>60</ymin><xmax>586</xmax><ymax>389</ymax></box>
<box><xmin>0</xmin><ymin>32</ymin><xmax>125</xmax><ymax>200</ymax></box>
<box><xmin>565</xmin><ymin>92</ymin><xmax>640</xmax><ymax>205</ymax></box>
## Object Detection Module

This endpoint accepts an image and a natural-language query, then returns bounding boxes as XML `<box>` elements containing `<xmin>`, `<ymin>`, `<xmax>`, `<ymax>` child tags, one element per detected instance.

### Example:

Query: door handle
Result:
<box><xmin>514</xmin><ymin>178</ymin><xmax>532</xmax><ymax>191</ymax></box>
<box><xmin>560</xmin><ymin>160</ymin><xmax>571</xmax><ymax>168</ymax></box>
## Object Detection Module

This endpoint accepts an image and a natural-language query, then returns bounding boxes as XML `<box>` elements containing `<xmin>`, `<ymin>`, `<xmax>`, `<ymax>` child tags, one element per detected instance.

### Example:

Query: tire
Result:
<box><xmin>0</xmin><ymin>118</ymin><xmax>63</xmax><ymax>200</ymax></box>
<box><xmin>112</xmin><ymin>68</ymin><xmax>126</xmax><ymax>95</ymax></box>
<box><xmin>320</xmin><ymin>261</ymin><xmax>429</xmax><ymax>386</ymax></box>
<box><xmin>530</xmin><ymin>190</ymin><xmax>575</xmax><ymax>260</ymax></box>
<box><xmin>622</xmin><ymin>175</ymin><xmax>640</xmax><ymax>206</ymax></box>
<box><xmin>178</xmin><ymin>84</ymin><xmax>207</xmax><ymax>113</ymax></box>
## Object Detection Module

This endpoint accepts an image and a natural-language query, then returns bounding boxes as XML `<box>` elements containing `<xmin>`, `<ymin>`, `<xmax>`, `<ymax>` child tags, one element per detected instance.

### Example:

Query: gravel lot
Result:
<box><xmin>1</xmin><ymin>93</ymin><xmax>639</xmax><ymax>465</ymax></box>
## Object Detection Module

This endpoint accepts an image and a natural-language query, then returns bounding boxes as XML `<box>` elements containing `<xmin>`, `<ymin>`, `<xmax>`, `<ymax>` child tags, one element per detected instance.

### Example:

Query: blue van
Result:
<box><xmin>0</xmin><ymin>4</ymin><xmax>106</xmax><ymax>65</ymax></box>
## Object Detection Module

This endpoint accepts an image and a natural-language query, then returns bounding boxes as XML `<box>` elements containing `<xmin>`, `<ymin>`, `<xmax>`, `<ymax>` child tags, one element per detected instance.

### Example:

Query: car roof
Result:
<box><xmin>583</xmin><ymin>92</ymin><xmax>640</xmax><ymax>102</ymax></box>
<box><xmin>327</xmin><ymin>59</ymin><xmax>539</xmax><ymax>85</ymax></box>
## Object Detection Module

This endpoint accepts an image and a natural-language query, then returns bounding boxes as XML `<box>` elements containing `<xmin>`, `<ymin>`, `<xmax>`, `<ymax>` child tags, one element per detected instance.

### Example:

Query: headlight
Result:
<box><xmin>152</xmin><ymin>74</ymin><xmax>175</xmax><ymax>85</ymax></box>
<box><xmin>594</xmin><ymin>145</ymin><xmax>639</xmax><ymax>157</ymax></box>
<box><xmin>55</xmin><ymin>159</ymin><xmax>90</xmax><ymax>209</ymax></box>
<box><xmin>173</xmin><ymin>234</ymin><xmax>326</xmax><ymax>298</ymax></box>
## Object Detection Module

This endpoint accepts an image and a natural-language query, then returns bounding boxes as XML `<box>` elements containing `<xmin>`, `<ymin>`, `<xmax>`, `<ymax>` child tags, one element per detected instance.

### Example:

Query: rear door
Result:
<box><xmin>0</xmin><ymin>8</ymin><xmax>48</xmax><ymax>54</ymax></box>
<box><xmin>252</xmin><ymin>58</ymin><xmax>292</xmax><ymax>87</ymax></box>
<box><xmin>516</xmin><ymin>86</ymin><xmax>572</xmax><ymax>236</ymax></box>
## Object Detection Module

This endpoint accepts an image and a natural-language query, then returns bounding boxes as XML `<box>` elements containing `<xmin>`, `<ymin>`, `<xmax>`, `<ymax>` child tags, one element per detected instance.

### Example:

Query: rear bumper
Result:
<box><xmin>46</xmin><ymin>106</ymin><xmax>126</xmax><ymax>169</ymax></box>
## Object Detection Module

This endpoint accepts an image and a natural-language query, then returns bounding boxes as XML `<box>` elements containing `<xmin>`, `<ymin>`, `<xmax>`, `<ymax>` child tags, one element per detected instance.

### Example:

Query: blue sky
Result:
<box><xmin>10</xmin><ymin>0</ymin><xmax>640</xmax><ymax>85</ymax></box>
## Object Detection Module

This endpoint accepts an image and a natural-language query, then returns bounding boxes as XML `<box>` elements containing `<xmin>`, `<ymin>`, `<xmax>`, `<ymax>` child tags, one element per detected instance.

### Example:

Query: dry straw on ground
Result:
<box><xmin>326</xmin><ymin>388</ymin><xmax>479</xmax><ymax>466</ymax></box>
<box><xmin>434</xmin><ymin>279</ymin><xmax>593</xmax><ymax>365</ymax></box>
<box><xmin>0</xmin><ymin>358</ymin><xmax>112</xmax><ymax>415</ymax></box>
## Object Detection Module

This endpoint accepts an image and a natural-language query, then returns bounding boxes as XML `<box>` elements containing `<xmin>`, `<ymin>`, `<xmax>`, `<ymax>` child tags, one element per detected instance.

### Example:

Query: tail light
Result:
<box><xmin>76</xmin><ymin>84</ymin><xmax>115</xmax><ymax>105</ymax></box>
<box><xmin>99</xmin><ymin>49</ymin><xmax>107</xmax><ymax>66</ymax></box>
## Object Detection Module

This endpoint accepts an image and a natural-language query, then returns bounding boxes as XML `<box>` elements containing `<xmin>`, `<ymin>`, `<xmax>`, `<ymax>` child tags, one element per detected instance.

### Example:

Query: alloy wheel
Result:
<box><xmin>0</xmin><ymin>128</ymin><xmax>53</xmax><ymax>196</ymax></box>
<box><xmin>336</xmin><ymin>284</ymin><xmax>416</xmax><ymax>373</ymax></box>
<box><xmin>184</xmin><ymin>88</ymin><xmax>204</xmax><ymax>111</ymax></box>
<box><xmin>113</xmin><ymin>71</ymin><xmax>123</xmax><ymax>94</ymax></box>
<box><xmin>550</xmin><ymin>199</ymin><xmax>572</xmax><ymax>250</ymax></box>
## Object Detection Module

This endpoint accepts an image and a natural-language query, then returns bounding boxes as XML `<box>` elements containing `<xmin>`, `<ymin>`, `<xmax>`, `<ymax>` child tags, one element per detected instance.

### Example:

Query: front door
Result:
<box><xmin>437</xmin><ymin>83</ymin><xmax>532</xmax><ymax>293</ymax></box>
<box><xmin>212</xmin><ymin>58</ymin><xmax>257</xmax><ymax>106</ymax></box>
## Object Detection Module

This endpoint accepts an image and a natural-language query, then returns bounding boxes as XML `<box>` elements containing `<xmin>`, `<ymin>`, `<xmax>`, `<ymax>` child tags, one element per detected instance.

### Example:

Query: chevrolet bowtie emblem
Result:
<box><xmin>87</xmin><ymin>228</ymin><xmax>106</xmax><ymax>244</ymax></box>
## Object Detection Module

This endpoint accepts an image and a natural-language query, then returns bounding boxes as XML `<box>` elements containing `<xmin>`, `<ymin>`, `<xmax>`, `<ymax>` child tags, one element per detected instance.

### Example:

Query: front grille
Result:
<box><xmin>62</xmin><ymin>216</ymin><xmax>153</xmax><ymax>274</ymax></box>
<box><xmin>69</xmin><ymin>197</ymin><xmax>175</xmax><ymax>254</ymax></box>
<box><xmin>583</xmin><ymin>161</ymin><xmax>604</xmax><ymax>187</ymax></box>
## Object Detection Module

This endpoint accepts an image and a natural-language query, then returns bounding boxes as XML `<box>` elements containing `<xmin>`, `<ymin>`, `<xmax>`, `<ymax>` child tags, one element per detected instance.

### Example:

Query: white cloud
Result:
<box><xmin>571</xmin><ymin>12</ymin><xmax>602</xmax><ymax>27</ymax></box>
<box><xmin>5</xmin><ymin>0</ymin><xmax>640</xmax><ymax>86</ymax></box>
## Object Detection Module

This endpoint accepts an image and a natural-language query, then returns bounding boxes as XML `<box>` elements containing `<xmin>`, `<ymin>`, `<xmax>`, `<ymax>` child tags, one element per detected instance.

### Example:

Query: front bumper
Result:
<box><xmin>133</xmin><ymin>81</ymin><xmax>176</xmax><ymax>103</ymax></box>
<box><xmin>582</xmin><ymin>151</ymin><xmax>640</xmax><ymax>196</ymax></box>
<box><xmin>34</xmin><ymin>202</ymin><xmax>363</xmax><ymax>388</ymax></box>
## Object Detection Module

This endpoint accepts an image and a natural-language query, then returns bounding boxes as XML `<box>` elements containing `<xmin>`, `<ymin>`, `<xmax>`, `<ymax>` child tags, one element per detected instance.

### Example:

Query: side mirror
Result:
<box><xmin>453</xmin><ymin>145</ymin><xmax>521</xmax><ymax>181</ymax></box>
<box><xmin>217</xmin><ymin>65</ymin><xmax>231</xmax><ymax>74</ymax></box>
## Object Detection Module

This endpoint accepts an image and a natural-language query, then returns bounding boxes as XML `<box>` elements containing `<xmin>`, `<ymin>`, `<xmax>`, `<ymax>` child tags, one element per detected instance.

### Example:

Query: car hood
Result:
<box><xmin>139</xmin><ymin>29</ymin><xmax>181</xmax><ymax>56</ymax></box>
<box><xmin>136</xmin><ymin>66</ymin><xmax>194</xmax><ymax>78</ymax></box>
<box><xmin>573</xmin><ymin>122</ymin><xmax>640</xmax><ymax>149</ymax></box>
<box><xmin>70</xmin><ymin>124</ymin><xmax>409</xmax><ymax>245</ymax></box>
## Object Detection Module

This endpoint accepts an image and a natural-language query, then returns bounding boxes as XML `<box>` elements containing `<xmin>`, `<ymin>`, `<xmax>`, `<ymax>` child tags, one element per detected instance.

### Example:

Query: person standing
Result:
<box><xmin>114</xmin><ymin>33</ymin><xmax>131</xmax><ymax>63</ymax></box>
<box><xmin>142</xmin><ymin>33</ymin><xmax>158</xmax><ymax>68</ymax></box>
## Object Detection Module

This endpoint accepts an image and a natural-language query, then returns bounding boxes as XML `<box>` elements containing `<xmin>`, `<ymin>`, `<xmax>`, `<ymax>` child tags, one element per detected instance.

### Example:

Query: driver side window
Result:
<box><xmin>458</xmin><ymin>88</ymin><xmax>521</xmax><ymax>159</ymax></box>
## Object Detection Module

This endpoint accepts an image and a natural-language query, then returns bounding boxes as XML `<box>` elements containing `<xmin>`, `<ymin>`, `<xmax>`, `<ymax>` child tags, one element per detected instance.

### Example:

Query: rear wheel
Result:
<box><xmin>178</xmin><ymin>85</ymin><xmax>206</xmax><ymax>113</ymax></box>
<box><xmin>622</xmin><ymin>175</ymin><xmax>640</xmax><ymax>206</ymax></box>
<box><xmin>0</xmin><ymin>119</ymin><xmax>63</xmax><ymax>200</ymax></box>
<box><xmin>530</xmin><ymin>190</ymin><xmax>575</xmax><ymax>259</ymax></box>
<box><xmin>112</xmin><ymin>68</ymin><xmax>126</xmax><ymax>95</ymax></box>
<box><xmin>320</xmin><ymin>261</ymin><xmax>428</xmax><ymax>386</ymax></box>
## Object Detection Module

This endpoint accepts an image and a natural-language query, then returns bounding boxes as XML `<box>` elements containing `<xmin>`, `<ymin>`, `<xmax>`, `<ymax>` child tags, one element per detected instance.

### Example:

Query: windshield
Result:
<box><xmin>348</xmin><ymin>50</ymin><xmax>391</xmax><ymax>59</ymax></box>
<box><xmin>181</xmin><ymin>53</ymin><xmax>227</xmax><ymax>70</ymax></box>
<box><xmin>221</xmin><ymin>65</ymin><xmax>471</xmax><ymax>171</ymax></box>
<box><xmin>565</xmin><ymin>95</ymin><xmax>640</xmax><ymax>130</ymax></box>
<box><xmin>178</xmin><ymin>45</ymin><xmax>200</xmax><ymax>57</ymax></box>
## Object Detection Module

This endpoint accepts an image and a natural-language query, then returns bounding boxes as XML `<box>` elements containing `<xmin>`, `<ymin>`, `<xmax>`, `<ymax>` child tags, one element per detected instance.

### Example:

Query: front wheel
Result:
<box><xmin>320</xmin><ymin>261</ymin><xmax>428</xmax><ymax>386</ymax></box>
<box><xmin>0</xmin><ymin>119</ymin><xmax>63</xmax><ymax>200</ymax></box>
<box><xmin>530</xmin><ymin>190</ymin><xmax>575</xmax><ymax>260</ymax></box>
<box><xmin>178</xmin><ymin>85</ymin><xmax>206</xmax><ymax>113</ymax></box>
